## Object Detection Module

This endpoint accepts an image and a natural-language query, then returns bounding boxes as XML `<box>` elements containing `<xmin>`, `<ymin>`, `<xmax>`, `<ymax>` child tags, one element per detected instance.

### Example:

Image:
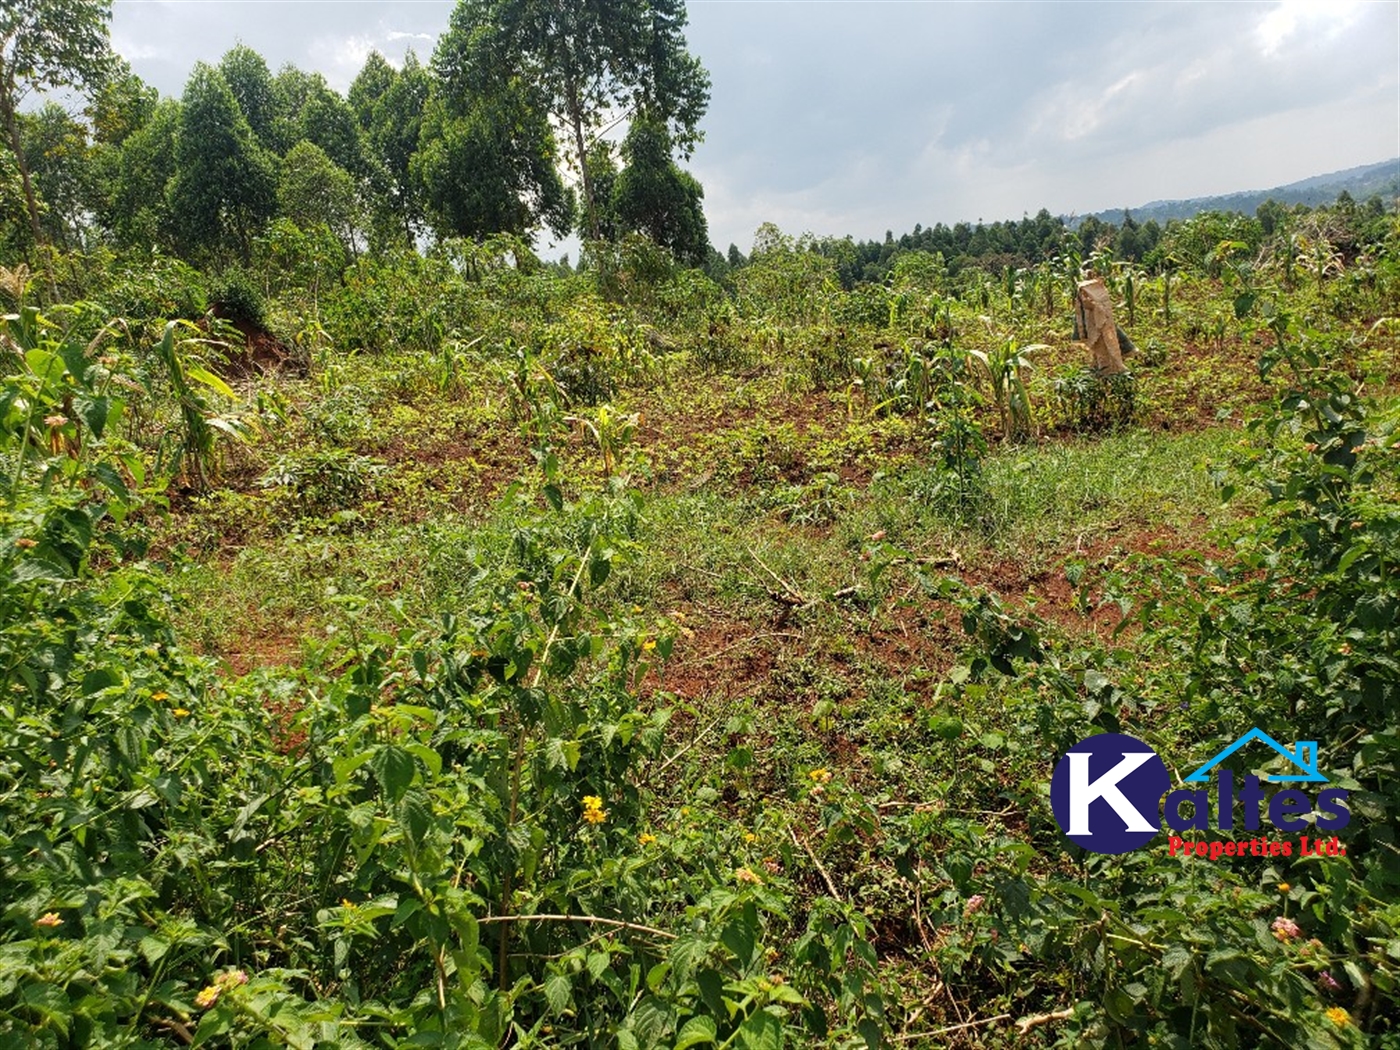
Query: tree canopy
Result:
<box><xmin>0</xmin><ymin>0</ymin><xmax>114</xmax><ymax>247</ymax></box>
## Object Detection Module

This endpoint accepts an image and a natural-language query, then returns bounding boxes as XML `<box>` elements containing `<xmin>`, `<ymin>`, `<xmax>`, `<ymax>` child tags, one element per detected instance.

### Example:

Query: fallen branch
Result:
<box><xmin>1016</xmin><ymin>1007</ymin><xmax>1074</xmax><ymax>1034</ymax></box>
<box><xmin>789</xmin><ymin>826</ymin><xmax>842</xmax><ymax>901</ymax></box>
<box><xmin>894</xmin><ymin>1013</ymin><xmax>1011</xmax><ymax>1041</ymax></box>
<box><xmin>747</xmin><ymin>546</ymin><xmax>806</xmax><ymax>605</ymax></box>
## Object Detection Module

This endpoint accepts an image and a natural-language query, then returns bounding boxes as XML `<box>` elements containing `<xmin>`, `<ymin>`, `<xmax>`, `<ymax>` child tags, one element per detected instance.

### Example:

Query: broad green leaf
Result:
<box><xmin>675</xmin><ymin>1016</ymin><xmax>718</xmax><ymax>1049</ymax></box>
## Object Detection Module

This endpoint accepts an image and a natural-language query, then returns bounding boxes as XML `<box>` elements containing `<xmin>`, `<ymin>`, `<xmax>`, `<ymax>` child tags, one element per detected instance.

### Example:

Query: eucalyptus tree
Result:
<box><xmin>350</xmin><ymin>49</ymin><xmax>431</xmax><ymax>243</ymax></box>
<box><xmin>277</xmin><ymin>139</ymin><xmax>360</xmax><ymax>253</ymax></box>
<box><xmin>167</xmin><ymin>62</ymin><xmax>276</xmax><ymax>262</ymax></box>
<box><xmin>611</xmin><ymin>114</ymin><xmax>707</xmax><ymax>265</ymax></box>
<box><xmin>19</xmin><ymin>101</ymin><xmax>95</xmax><ymax>248</ymax></box>
<box><xmin>0</xmin><ymin>0</ymin><xmax>114</xmax><ymax>250</ymax></box>
<box><xmin>437</xmin><ymin>0</ymin><xmax>709</xmax><ymax>242</ymax></box>
<box><xmin>105</xmin><ymin>97</ymin><xmax>179</xmax><ymax>249</ymax></box>
<box><xmin>218</xmin><ymin>45</ymin><xmax>278</xmax><ymax>151</ymax></box>
<box><xmin>411</xmin><ymin>81</ymin><xmax>571</xmax><ymax>241</ymax></box>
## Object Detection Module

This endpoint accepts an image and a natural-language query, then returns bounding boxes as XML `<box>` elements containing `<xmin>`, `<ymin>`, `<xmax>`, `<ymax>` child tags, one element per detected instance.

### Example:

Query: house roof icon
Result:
<box><xmin>1182</xmin><ymin>728</ymin><xmax>1328</xmax><ymax>784</ymax></box>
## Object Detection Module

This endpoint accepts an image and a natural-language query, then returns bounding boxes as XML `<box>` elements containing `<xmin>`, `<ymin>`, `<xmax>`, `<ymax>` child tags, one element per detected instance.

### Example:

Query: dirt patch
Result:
<box><xmin>208</xmin><ymin>308</ymin><xmax>304</xmax><ymax>378</ymax></box>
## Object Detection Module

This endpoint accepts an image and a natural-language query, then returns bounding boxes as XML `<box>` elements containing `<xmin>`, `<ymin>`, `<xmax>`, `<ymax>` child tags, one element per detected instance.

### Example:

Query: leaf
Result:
<box><xmin>139</xmin><ymin>934</ymin><xmax>171</xmax><ymax>966</ymax></box>
<box><xmin>675</xmin><ymin>1016</ymin><xmax>718</xmax><ymax>1049</ymax></box>
<box><xmin>20</xmin><ymin>982</ymin><xmax>70</xmax><ymax>1036</ymax></box>
<box><xmin>372</xmin><ymin>745</ymin><xmax>416</xmax><ymax>802</ymax></box>
<box><xmin>186</xmin><ymin>366</ymin><xmax>238</xmax><ymax>400</ymax></box>
<box><xmin>587</xmin><ymin>950</ymin><xmax>611</xmax><ymax>980</ymax></box>
<box><xmin>736</xmin><ymin>1009</ymin><xmax>782</xmax><ymax>1050</ymax></box>
<box><xmin>543</xmin><ymin>972</ymin><xmax>571</xmax><ymax>1014</ymax></box>
<box><xmin>398</xmin><ymin>790</ymin><xmax>433</xmax><ymax>847</ymax></box>
<box><xmin>927</xmin><ymin>715</ymin><xmax>963</xmax><ymax>740</ymax></box>
<box><xmin>1083</xmin><ymin>669</ymin><xmax>1110</xmax><ymax>694</ymax></box>
<box><xmin>589</xmin><ymin>555</ymin><xmax>611</xmax><ymax>587</ymax></box>
<box><xmin>721</xmin><ymin>915</ymin><xmax>756</xmax><ymax>965</ymax></box>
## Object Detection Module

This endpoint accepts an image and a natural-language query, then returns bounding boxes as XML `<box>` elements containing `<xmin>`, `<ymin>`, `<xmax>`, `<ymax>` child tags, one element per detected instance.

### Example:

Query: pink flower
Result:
<box><xmin>1271</xmin><ymin>916</ymin><xmax>1301</xmax><ymax>942</ymax></box>
<box><xmin>964</xmin><ymin>894</ymin><xmax>986</xmax><ymax>918</ymax></box>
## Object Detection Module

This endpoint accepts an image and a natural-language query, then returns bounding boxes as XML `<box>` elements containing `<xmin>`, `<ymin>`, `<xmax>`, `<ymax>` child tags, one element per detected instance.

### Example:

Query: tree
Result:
<box><xmin>105</xmin><ymin>96</ymin><xmax>179</xmax><ymax>248</ymax></box>
<box><xmin>611</xmin><ymin>114</ymin><xmax>707</xmax><ymax>265</ymax></box>
<box><xmin>411</xmin><ymin>83</ymin><xmax>571</xmax><ymax>241</ymax></box>
<box><xmin>351</xmin><ymin>49</ymin><xmax>430</xmax><ymax>243</ymax></box>
<box><xmin>278</xmin><ymin>139</ymin><xmax>359</xmax><ymax>252</ymax></box>
<box><xmin>19</xmin><ymin>101</ymin><xmax>95</xmax><ymax>248</ymax></box>
<box><xmin>0</xmin><ymin>0</ymin><xmax>114</xmax><ymax>250</ymax></box>
<box><xmin>436</xmin><ymin>0</ymin><xmax>709</xmax><ymax>242</ymax></box>
<box><xmin>218</xmin><ymin>45</ymin><xmax>278</xmax><ymax>150</ymax></box>
<box><xmin>167</xmin><ymin>62</ymin><xmax>276</xmax><ymax>261</ymax></box>
<box><xmin>271</xmin><ymin>65</ymin><xmax>369</xmax><ymax>177</ymax></box>
<box><xmin>85</xmin><ymin>57</ymin><xmax>155</xmax><ymax>148</ymax></box>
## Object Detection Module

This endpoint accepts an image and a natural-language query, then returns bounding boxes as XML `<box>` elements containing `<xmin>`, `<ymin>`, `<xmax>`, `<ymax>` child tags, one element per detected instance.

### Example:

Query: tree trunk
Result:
<box><xmin>567</xmin><ymin>85</ymin><xmax>599</xmax><ymax>243</ymax></box>
<box><xmin>1</xmin><ymin>88</ymin><xmax>45</xmax><ymax>252</ymax></box>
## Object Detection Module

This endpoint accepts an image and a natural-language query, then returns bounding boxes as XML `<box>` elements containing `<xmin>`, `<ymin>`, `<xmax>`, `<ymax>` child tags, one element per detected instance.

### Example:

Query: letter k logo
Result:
<box><xmin>1051</xmin><ymin>733</ymin><xmax>1170</xmax><ymax>854</ymax></box>
<box><xmin>1067</xmin><ymin>752</ymin><xmax>1158</xmax><ymax>835</ymax></box>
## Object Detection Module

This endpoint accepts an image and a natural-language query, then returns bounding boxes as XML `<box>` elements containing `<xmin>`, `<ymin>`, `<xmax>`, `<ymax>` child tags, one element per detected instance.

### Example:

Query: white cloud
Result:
<box><xmin>1257</xmin><ymin>0</ymin><xmax>1366</xmax><ymax>57</ymax></box>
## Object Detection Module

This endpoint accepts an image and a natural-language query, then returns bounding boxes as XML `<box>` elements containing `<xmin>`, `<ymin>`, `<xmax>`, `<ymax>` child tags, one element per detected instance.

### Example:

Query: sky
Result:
<box><xmin>109</xmin><ymin>0</ymin><xmax>1400</xmax><ymax>254</ymax></box>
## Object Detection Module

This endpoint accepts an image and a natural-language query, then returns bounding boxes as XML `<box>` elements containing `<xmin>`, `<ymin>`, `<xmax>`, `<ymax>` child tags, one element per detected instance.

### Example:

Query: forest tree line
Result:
<box><xmin>1</xmin><ymin>0</ymin><xmax>713</xmax><ymax>267</ymax></box>
<box><xmin>3</xmin><ymin>0</ymin><xmax>1394</xmax><ymax>295</ymax></box>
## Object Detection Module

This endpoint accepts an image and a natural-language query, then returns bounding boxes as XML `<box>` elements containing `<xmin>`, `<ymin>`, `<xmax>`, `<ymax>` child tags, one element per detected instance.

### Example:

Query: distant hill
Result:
<box><xmin>1076</xmin><ymin>158</ymin><xmax>1400</xmax><ymax>227</ymax></box>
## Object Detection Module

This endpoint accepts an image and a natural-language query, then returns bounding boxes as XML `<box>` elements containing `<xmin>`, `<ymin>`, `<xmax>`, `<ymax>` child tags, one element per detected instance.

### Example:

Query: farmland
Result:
<box><xmin>3</xmin><ymin>201</ymin><xmax>1398</xmax><ymax>1047</ymax></box>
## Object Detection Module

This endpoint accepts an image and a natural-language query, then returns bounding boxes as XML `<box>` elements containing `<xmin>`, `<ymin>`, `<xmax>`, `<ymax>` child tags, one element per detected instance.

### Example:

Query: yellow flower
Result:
<box><xmin>194</xmin><ymin>985</ymin><xmax>221</xmax><ymax>1010</ymax></box>
<box><xmin>35</xmin><ymin>912</ymin><xmax>62</xmax><ymax>928</ymax></box>
<box><xmin>744</xmin><ymin>832</ymin><xmax>757</xmax><ymax>843</ymax></box>
<box><xmin>1277</xmin><ymin>882</ymin><xmax>1290</xmax><ymax>893</ymax></box>
<box><xmin>1326</xmin><ymin>1007</ymin><xmax>1351</xmax><ymax>1027</ymax></box>
<box><xmin>172</xmin><ymin>708</ymin><xmax>190</xmax><ymax>718</ymax></box>
<box><xmin>341</xmin><ymin>898</ymin><xmax>357</xmax><ymax>909</ymax></box>
<box><xmin>808</xmin><ymin>768</ymin><xmax>832</xmax><ymax>784</ymax></box>
<box><xmin>582</xmin><ymin>795</ymin><xmax>607</xmax><ymax>824</ymax></box>
<box><xmin>642</xmin><ymin>638</ymin><xmax>657</xmax><ymax>652</ymax></box>
<box><xmin>151</xmin><ymin>691</ymin><xmax>169</xmax><ymax>702</ymax></box>
<box><xmin>638</xmin><ymin>832</ymin><xmax>656</xmax><ymax>846</ymax></box>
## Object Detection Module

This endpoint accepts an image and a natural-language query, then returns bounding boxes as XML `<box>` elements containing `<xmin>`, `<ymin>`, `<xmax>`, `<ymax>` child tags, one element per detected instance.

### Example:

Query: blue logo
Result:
<box><xmin>1049</xmin><ymin>733</ymin><xmax>1171</xmax><ymax>854</ymax></box>
<box><xmin>1181</xmin><ymin>728</ymin><xmax>1326</xmax><ymax>783</ymax></box>
<box><xmin>1050</xmin><ymin>729</ymin><xmax>1351</xmax><ymax>855</ymax></box>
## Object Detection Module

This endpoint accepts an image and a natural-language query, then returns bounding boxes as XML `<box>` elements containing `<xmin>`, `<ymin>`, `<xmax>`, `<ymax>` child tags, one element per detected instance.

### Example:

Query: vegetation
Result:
<box><xmin>1</xmin><ymin>2</ymin><xmax>1398</xmax><ymax>1047</ymax></box>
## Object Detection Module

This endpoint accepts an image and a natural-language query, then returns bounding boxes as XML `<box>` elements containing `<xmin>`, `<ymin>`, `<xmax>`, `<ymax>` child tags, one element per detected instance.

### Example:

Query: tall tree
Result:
<box><xmin>351</xmin><ymin>49</ymin><xmax>430</xmax><ymax>243</ymax></box>
<box><xmin>19</xmin><ymin>101</ymin><xmax>95</xmax><ymax>248</ymax></box>
<box><xmin>437</xmin><ymin>0</ymin><xmax>709</xmax><ymax>242</ymax></box>
<box><xmin>272</xmin><ymin>65</ymin><xmax>368</xmax><ymax>176</ymax></box>
<box><xmin>611</xmin><ymin>114</ymin><xmax>707</xmax><ymax>265</ymax></box>
<box><xmin>218</xmin><ymin>45</ymin><xmax>278</xmax><ymax>150</ymax></box>
<box><xmin>411</xmin><ymin>82</ymin><xmax>570</xmax><ymax>241</ymax></box>
<box><xmin>0</xmin><ymin>0</ymin><xmax>114</xmax><ymax>250</ymax></box>
<box><xmin>277</xmin><ymin>139</ymin><xmax>359</xmax><ymax>252</ymax></box>
<box><xmin>85</xmin><ymin>57</ymin><xmax>155</xmax><ymax>148</ymax></box>
<box><xmin>167</xmin><ymin>62</ymin><xmax>276</xmax><ymax>261</ymax></box>
<box><xmin>105</xmin><ymin>96</ymin><xmax>179</xmax><ymax>248</ymax></box>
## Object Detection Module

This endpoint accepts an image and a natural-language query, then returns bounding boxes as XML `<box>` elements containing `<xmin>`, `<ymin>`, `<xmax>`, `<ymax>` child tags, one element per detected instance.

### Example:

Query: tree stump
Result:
<box><xmin>1074</xmin><ymin>279</ymin><xmax>1128</xmax><ymax>374</ymax></box>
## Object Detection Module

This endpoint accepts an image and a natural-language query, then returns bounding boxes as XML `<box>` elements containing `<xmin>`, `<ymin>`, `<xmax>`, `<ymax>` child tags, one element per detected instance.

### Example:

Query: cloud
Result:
<box><xmin>683</xmin><ymin>0</ymin><xmax>1398</xmax><ymax>249</ymax></box>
